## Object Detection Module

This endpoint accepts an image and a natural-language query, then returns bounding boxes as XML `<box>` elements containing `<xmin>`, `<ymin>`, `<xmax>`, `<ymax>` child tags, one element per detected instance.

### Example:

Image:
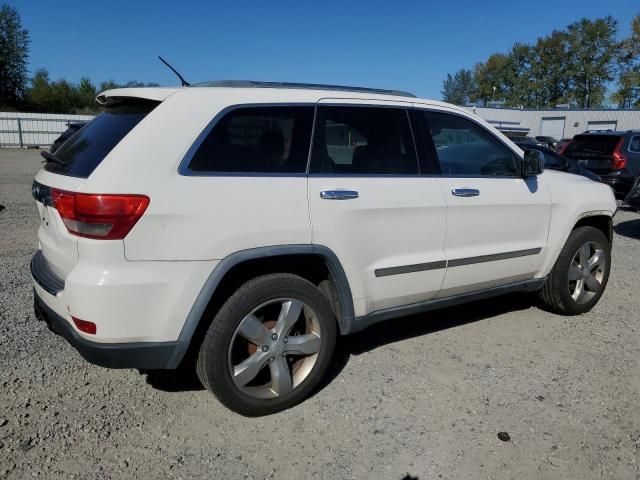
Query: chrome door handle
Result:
<box><xmin>451</xmin><ymin>188</ymin><xmax>480</xmax><ymax>197</ymax></box>
<box><xmin>320</xmin><ymin>190</ymin><xmax>359</xmax><ymax>200</ymax></box>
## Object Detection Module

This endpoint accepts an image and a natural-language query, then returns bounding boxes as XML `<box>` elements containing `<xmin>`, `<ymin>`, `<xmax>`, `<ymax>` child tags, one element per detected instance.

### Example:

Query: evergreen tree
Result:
<box><xmin>0</xmin><ymin>4</ymin><xmax>29</xmax><ymax>108</ymax></box>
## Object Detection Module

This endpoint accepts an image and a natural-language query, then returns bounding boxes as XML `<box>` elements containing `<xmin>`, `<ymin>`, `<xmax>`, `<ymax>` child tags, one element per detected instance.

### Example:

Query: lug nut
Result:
<box><xmin>271</xmin><ymin>333</ymin><xmax>278</xmax><ymax>341</ymax></box>
<box><xmin>262</xmin><ymin>346</ymin><xmax>269</xmax><ymax>352</ymax></box>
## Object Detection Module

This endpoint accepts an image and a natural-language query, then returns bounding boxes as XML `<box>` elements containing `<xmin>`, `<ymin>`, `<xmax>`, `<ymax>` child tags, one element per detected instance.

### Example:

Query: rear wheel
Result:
<box><xmin>539</xmin><ymin>226</ymin><xmax>611</xmax><ymax>315</ymax></box>
<box><xmin>196</xmin><ymin>274</ymin><xmax>337</xmax><ymax>416</ymax></box>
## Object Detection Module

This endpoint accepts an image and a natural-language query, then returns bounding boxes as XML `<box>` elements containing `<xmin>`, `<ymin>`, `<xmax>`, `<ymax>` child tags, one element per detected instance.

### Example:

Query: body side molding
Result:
<box><xmin>447</xmin><ymin>248</ymin><xmax>542</xmax><ymax>267</ymax></box>
<box><xmin>374</xmin><ymin>248</ymin><xmax>542</xmax><ymax>277</ymax></box>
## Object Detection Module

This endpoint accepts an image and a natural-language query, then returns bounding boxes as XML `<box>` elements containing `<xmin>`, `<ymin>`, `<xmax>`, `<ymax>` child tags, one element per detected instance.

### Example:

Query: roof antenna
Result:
<box><xmin>158</xmin><ymin>56</ymin><xmax>190</xmax><ymax>86</ymax></box>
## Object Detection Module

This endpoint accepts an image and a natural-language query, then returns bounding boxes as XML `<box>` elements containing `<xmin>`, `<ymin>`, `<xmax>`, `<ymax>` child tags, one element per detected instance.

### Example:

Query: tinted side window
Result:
<box><xmin>310</xmin><ymin>106</ymin><xmax>418</xmax><ymax>174</ymax></box>
<box><xmin>629</xmin><ymin>135</ymin><xmax>640</xmax><ymax>153</ymax></box>
<box><xmin>188</xmin><ymin>106</ymin><xmax>314</xmax><ymax>173</ymax></box>
<box><xmin>420</xmin><ymin>111</ymin><xmax>520</xmax><ymax>176</ymax></box>
<box><xmin>45</xmin><ymin>101</ymin><xmax>158</xmax><ymax>178</ymax></box>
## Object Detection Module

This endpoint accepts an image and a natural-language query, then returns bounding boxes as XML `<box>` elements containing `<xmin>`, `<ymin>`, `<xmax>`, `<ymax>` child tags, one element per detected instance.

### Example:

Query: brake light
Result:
<box><xmin>51</xmin><ymin>189</ymin><xmax>149</xmax><ymax>240</ymax></box>
<box><xmin>72</xmin><ymin>316</ymin><xmax>97</xmax><ymax>335</ymax></box>
<box><xmin>612</xmin><ymin>137</ymin><xmax>627</xmax><ymax>170</ymax></box>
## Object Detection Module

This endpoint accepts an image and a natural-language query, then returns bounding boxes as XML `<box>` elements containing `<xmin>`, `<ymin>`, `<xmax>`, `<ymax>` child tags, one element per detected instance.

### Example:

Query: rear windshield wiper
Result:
<box><xmin>40</xmin><ymin>150</ymin><xmax>66</xmax><ymax>166</ymax></box>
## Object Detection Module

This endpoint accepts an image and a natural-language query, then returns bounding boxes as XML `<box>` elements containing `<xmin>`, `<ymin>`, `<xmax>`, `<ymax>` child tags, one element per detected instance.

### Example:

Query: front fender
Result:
<box><xmin>537</xmin><ymin>171</ymin><xmax>616</xmax><ymax>277</ymax></box>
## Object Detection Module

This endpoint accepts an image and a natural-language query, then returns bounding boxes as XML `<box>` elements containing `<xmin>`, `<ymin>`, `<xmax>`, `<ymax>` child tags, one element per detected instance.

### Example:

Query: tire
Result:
<box><xmin>196</xmin><ymin>273</ymin><xmax>337</xmax><ymax>416</ymax></box>
<box><xmin>539</xmin><ymin>226</ymin><xmax>611</xmax><ymax>315</ymax></box>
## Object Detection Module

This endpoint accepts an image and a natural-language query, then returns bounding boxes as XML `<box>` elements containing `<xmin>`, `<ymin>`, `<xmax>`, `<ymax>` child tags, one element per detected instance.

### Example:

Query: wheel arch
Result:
<box><xmin>572</xmin><ymin>213</ymin><xmax>613</xmax><ymax>243</ymax></box>
<box><xmin>539</xmin><ymin>210</ymin><xmax>614</xmax><ymax>279</ymax></box>
<box><xmin>166</xmin><ymin>245</ymin><xmax>355</xmax><ymax>368</ymax></box>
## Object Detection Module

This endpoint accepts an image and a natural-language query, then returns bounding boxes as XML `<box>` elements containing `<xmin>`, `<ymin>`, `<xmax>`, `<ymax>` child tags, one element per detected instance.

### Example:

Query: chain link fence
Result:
<box><xmin>0</xmin><ymin>112</ymin><xmax>95</xmax><ymax>148</ymax></box>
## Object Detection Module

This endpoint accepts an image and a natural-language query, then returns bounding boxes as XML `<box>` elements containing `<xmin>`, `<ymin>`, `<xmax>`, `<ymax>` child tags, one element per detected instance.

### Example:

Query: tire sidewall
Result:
<box><xmin>556</xmin><ymin>227</ymin><xmax>611</xmax><ymax>314</ymax></box>
<box><xmin>199</xmin><ymin>274</ymin><xmax>337</xmax><ymax>416</ymax></box>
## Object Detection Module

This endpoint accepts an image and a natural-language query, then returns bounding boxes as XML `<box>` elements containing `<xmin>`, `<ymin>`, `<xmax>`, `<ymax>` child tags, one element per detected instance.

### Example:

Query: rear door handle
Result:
<box><xmin>451</xmin><ymin>188</ymin><xmax>480</xmax><ymax>197</ymax></box>
<box><xmin>320</xmin><ymin>190</ymin><xmax>359</xmax><ymax>200</ymax></box>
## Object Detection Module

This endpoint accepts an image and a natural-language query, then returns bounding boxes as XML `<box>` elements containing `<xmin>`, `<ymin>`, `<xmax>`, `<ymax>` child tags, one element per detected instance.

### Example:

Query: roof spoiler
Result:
<box><xmin>95</xmin><ymin>87</ymin><xmax>180</xmax><ymax>106</ymax></box>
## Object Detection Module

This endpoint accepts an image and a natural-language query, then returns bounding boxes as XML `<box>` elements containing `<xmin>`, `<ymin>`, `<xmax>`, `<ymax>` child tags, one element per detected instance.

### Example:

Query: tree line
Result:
<box><xmin>26</xmin><ymin>69</ymin><xmax>159</xmax><ymax>114</ymax></box>
<box><xmin>442</xmin><ymin>14</ymin><xmax>640</xmax><ymax>109</ymax></box>
<box><xmin>0</xmin><ymin>4</ymin><xmax>157</xmax><ymax>114</ymax></box>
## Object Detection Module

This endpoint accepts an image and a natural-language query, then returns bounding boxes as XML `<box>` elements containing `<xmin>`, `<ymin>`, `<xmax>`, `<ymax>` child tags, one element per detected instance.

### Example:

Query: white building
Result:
<box><xmin>466</xmin><ymin>106</ymin><xmax>640</xmax><ymax>140</ymax></box>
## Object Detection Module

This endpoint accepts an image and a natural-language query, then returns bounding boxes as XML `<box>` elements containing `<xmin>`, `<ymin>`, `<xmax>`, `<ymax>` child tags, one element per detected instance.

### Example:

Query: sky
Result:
<box><xmin>9</xmin><ymin>0</ymin><xmax>639</xmax><ymax>100</ymax></box>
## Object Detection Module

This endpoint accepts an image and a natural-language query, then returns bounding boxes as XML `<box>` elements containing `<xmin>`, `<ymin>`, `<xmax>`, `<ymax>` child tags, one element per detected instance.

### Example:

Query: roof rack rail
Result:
<box><xmin>191</xmin><ymin>80</ymin><xmax>416</xmax><ymax>98</ymax></box>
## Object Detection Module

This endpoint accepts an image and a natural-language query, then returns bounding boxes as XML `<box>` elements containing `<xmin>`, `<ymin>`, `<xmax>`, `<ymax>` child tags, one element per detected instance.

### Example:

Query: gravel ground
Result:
<box><xmin>1</xmin><ymin>148</ymin><xmax>639</xmax><ymax>480</ymax></box>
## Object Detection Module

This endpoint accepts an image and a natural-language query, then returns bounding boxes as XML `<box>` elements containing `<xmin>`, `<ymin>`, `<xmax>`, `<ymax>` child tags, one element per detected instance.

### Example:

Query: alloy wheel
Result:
<box><xmin>227</xmin><ymin>298</ymin><xmax>322</xmax><ymax>399</ymax></box>
<box><xmin>568</xmin><ymin>241</ymin><xmax>606</xmax><ymax>304</ymax></box>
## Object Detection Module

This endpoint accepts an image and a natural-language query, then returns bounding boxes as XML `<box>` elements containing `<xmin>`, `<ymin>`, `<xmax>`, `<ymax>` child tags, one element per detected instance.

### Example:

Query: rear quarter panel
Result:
<box><xmin>82</xmin><ymin>88</ymin><xmax>313</xmax><ymax>261</ymax></box>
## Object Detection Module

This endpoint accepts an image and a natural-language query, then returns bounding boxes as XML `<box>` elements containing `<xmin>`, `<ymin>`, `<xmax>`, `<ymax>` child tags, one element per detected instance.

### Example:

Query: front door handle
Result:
<box><xmin>451</xmin><ymin>188</ymin><xmax>480</xmax><ymax>197</ymax></box>
<box><xmin>320</xmin><ymin>190</ymin><xmax>359</xmax><ymax>200</ymax></box>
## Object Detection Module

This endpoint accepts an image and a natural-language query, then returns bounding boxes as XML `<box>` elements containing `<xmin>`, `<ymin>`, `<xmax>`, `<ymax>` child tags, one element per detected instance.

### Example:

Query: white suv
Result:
<box><xmin>32</xmin><ymin>82</ymin><xmax>616</xmax><ymax>415</ymax></box>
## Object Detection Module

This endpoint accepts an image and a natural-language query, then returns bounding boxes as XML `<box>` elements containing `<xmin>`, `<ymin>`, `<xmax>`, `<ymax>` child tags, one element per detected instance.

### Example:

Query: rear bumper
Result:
<box><xmin>31</xmin><ymin>249</ymin><xmax>65</xmax><ymax>295</ymax></box>
<box><xmin>599</xmin><ymin>174</ymin><xmax>635</xmax><ymax>197</ymax></box>
<box><xmin>29</xmin><ymin>247</ymin><xmax>215</xmax><ymax>369</ymax></box>
<box><xmin>34</xmin><ymin>289</ymin><xmax>180</xmax><ymax>369</ymax></box>
<box><xmin>625</xmin><ymin>184</ymin><xmax>640</xmax><ymax>211</ymax></box>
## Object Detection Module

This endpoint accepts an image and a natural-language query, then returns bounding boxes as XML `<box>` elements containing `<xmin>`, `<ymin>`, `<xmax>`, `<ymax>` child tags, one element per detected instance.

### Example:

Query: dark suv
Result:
<box><xmin>561</xmin><ymin>131</ymin><xmax>640</xmax><ymax>198</ymax></box>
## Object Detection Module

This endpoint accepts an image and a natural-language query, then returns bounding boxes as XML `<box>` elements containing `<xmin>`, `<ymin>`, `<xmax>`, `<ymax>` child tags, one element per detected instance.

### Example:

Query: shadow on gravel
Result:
<box><xmin>614</xmin><ymin>217</ymin><xmax>640</xmax><ymax>240</ymax></box>
<box><xmin>144</xmin><ymin>365</ymin><xmax>205</xmax><ymax>392</ymax></box>
<box><xmin>317</xmin><ymin>292</ymin><xmax>535</xmax><ymax>394</ymax></box>
<box><xmin>142</xmin><ymin>293</ymin><xmax>534</xmax><ymax>398</ymax></box>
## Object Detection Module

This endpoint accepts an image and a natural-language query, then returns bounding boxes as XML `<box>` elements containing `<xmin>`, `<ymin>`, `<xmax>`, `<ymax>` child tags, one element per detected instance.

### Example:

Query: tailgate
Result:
<box><xmin>32</xmin><ymin>179</ymin><xmax>79</xmax><ymax>280</ymax></box>
<box><xmin>570</xmin><ymin>156</ymin><xmax>614</xmax><ymax>175</ymax></box>
<box><xmin>564</xmin><ymin>135</ymin><xmax>621</xmax><ymax>174</ymax></box>
<box><xmin>31</xmin><ymin>99</ymin><xmax>160</xmax><ymax>279</ymax></box>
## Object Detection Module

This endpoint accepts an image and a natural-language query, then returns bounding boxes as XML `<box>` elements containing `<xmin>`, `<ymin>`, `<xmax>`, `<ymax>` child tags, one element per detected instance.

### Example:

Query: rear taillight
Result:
<box><xmin>559</xmin><ymin>140</ymin><xmax>572</xmax><ymax>155</ymax></box>
<box><xmin>51</xmin><ymin>189</ymin><xmax>149</xmax><ymax>240</ymax></box>
<box><xmin>72</xmin><ymin>316</ymin><xmax>97</xmax><ymax>335</ymax></box>
<box><xmin>612</xmin><ymin>137</ymin><xmax>627</xmax><ymax>170</ymax></box>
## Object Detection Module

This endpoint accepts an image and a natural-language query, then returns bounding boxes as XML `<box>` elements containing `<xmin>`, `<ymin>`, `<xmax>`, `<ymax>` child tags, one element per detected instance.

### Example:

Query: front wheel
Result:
<box><xmin>196</xmin><ymin>274</ymin><xmax>337</xmax><ymax>416</ymax></box>
<box><xmin>539</xmin><ymin>226</ymin><xmax>611</xmax><ymax>315</ymax></box>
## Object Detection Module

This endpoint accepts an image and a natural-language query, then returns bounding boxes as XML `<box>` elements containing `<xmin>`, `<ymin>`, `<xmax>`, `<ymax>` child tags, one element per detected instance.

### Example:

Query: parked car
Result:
<box><xmin>556</xmin><ymin>138</ymin><xmax>572</xmax><ymax>153</ymax></box>
<box><xmin>535</xmin><ymin>136</ymin><xmax>557</xmax><ymax>148</ymax></box>
<box><xmin>625</xmin><ymin>176</ymin><xmax>640</xmax><ymax>212</ymax></box>
<box><xmin>49</xmin><ymin>121</ymin><xmax>88</xmax><ymax>153</ymax></box>
<box><xmin>511</xmin><ymin>140</ymin><xmax>600</xmax><ymax>182</ymax></box>
<box><xmin>561</xmin><ymin>131</ymin><xmax>640</xmax><ymax>198</ymax></box>
<box><xmin>505</xmin><ymin>134</ymin><xmax>546</xmax><ymax>147</ymax></box>
<box><xmin>32</xmin><ymin>82</ymin><xmax>616</xmax><ymax>415</ymax></box>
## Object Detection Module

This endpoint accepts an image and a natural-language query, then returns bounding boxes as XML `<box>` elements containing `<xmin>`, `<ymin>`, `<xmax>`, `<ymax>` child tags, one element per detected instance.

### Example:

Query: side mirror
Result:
<box><xmin>522</xmin><ymin>149</ymin><xmax>544</xmax><ymax>177</ymax></box>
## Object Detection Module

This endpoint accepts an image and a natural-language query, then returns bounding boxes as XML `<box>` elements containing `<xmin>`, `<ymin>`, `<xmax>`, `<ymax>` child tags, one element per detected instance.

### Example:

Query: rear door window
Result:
<box><xmin>186</xmin><ymin>106</ymin><xmax>314</xmax><ymax>174</ymax></box>
<box><xmin>563</xmin><ymin>135</ymin><xmax>621</xmax><ymax>159</ymax></box>
<box><xmin>45</xmin><ymin>101</ymin><xmax>158</xmax><ymax>178</ymax></box>
<box><xmin>309</xmin><ymin>106</ymin><xmax>419</xmax><ymax>175</ymax></box>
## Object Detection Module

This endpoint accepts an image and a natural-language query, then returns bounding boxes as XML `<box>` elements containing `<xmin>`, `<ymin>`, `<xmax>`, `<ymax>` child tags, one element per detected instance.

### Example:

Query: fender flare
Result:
<box><xmin>539</xmin><ymin>209</ymin><xmax>614</xmax><ymax>279</ymax></box>
<box><xmin>166</xmin><ymin>245</ymin><xmax>355</xmax><ymax>368</ymax></box>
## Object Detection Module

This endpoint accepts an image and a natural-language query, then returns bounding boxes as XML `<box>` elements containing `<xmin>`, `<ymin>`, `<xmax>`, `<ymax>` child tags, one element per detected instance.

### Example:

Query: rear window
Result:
<box><xmin>44</xmin><ymin>101</ymin><xmax>158</xmax><ymax>178</ymax></box>
<box><xmin>186</xmin><ymin>106</ymin><xmax>314</xmax><ymax>174</ymax></box>
<box><xmin>564</xmin><ymin>135</ymin><xmax>621</xmax><ymax>159</ymax></box>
